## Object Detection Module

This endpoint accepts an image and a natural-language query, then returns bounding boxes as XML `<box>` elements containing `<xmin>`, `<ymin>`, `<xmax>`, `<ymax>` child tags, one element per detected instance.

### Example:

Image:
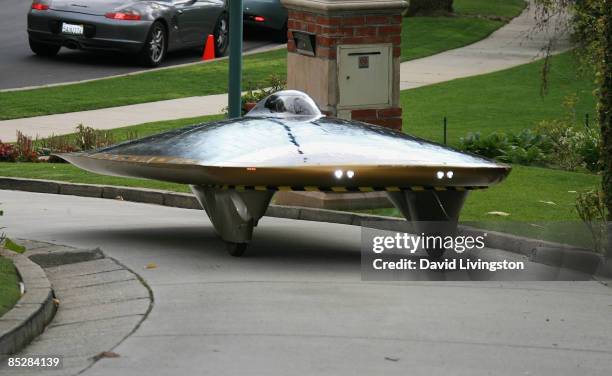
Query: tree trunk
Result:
<box><xmin>601</xmin><ymin>0</ymin><xmax>612</xmax><ymax>220</ymax></box>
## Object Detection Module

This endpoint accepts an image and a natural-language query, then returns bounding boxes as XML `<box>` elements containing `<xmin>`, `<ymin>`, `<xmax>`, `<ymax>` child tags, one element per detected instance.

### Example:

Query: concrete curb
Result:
<box><xmin>0</xmin><ymin>239</ymin><xmax>154</xmax><ymax>373</ymax></box>
<box><xmin>1</xmin><ymin>176</ymin><xmax>609</xmax><ymax>276</ymax></box>
<box><xmin>0</xmin><ymin>247</ymin><xmax>56</xmax><ymax>355</ymax></box>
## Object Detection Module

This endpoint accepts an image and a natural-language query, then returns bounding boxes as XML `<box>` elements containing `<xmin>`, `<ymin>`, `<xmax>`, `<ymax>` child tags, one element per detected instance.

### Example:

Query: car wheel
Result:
<box><xmin>139</xmin><ymin>21</ymin><xmax>166</xmax><ymax>67</ymax></box>
<box><xmin>29</xmin><ymin>38</ymin><xmax>60</xmax><ymax>57</ymax></box>
<box><xmin>213</xmin><ymin>13</ymin><xmax>229</xmax><ymax>57</ymax></box>
<box><xmin>226</xmin><ymin>242</ymin><xmax>247</xmax><ymax>257</ymax></box>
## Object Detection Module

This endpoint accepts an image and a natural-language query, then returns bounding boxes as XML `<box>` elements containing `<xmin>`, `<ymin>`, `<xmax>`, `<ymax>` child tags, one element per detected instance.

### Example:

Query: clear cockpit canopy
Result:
<box><xmin>246</xmin><ymin>90</ymin><xmax>322</xmax><ymax>118</ymax></box>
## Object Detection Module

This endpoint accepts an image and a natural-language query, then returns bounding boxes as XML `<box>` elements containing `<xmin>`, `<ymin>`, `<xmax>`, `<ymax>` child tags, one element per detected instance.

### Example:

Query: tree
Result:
<box><xmin>534</xmin><ymin>0</ymin><xmax>611</xmax><ymax>220</ymax></box>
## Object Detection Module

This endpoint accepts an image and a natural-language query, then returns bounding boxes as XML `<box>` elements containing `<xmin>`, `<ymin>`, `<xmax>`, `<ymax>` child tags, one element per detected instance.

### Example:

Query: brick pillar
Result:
<box><xmin>282</xmin><ymin>0</ymin><xmax>407</xmax><ymax>131</ymax></box>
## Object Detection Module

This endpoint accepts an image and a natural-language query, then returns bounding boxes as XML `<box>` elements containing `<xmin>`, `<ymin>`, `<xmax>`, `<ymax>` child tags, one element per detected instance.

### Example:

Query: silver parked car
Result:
<box><xmin>27</xmin><ymin>0</ymin><xmax>229</xmax><ymax>66</ymax></box>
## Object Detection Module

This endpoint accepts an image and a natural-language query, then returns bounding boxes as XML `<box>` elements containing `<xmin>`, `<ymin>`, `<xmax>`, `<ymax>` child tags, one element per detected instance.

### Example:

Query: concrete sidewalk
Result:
<box><xmin>0</xmin><ymin>2</ymin><xmax>570</xmax><ymax>142</ymax></box>
<box><xmin>399</xmin><ymin>3</ymin><xmax>570</xmax><ymax>89</ymax></box>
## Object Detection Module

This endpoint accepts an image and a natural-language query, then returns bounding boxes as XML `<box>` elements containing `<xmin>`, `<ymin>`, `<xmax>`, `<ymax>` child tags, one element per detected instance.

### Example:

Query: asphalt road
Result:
<box><xmin>1</xmin><ymin>190</ymin><xmax>612</xmax><ymax>375</ymax></box>
<box><xmin>0</xmin><ymin>0</ymin><xmax>284</xmax><ymax>90</ymax></box>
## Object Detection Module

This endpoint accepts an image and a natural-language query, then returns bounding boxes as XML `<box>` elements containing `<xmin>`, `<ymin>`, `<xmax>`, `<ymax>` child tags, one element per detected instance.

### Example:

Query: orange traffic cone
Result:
<box><xmin>202</xmin><ymin>34</ymin><xmax>215</xmax><ymax>61</ymax></box>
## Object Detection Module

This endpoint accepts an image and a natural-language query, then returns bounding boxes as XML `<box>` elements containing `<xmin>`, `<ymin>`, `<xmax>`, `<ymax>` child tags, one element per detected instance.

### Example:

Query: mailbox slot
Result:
<box><xmin>293</xmin><ymin>31</ymin><xmax>317</xmax><ymax>56</ymax></box>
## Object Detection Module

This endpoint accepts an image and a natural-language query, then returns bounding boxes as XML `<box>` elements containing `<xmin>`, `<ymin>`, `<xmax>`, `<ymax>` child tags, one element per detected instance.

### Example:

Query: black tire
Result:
<box><xmin>213</xmin><ymin>13</ymin><xmax>229</xmax><ymax>57</ymax></box>
<box><xmin>29</xmin><ymin>38</ymin><xmax>60</xmax><ymax>57</ymax></box>
<box><xmin>226</xmin><ymin>242</ymin><xmax>247</xmax><ymax>257</ymax></box>
<box><xmin>139</xmin><ymin>21</ymin><xmax>167</xmax><ymax>67</ymax></box>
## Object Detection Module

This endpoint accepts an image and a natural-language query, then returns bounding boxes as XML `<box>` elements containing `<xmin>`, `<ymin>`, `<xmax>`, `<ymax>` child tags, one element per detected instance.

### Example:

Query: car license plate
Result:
<box><xmin>61</xmin><ymin>23</ymin><xmax>84</xmax><ymax>35</ymax></box>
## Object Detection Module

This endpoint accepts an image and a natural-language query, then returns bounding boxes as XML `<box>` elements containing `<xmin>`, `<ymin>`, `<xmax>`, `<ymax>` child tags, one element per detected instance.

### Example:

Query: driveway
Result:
<box><xmin>1</xmin><ymin>190</ymin><xmax>611</xmax><ymax>375</ymax></box>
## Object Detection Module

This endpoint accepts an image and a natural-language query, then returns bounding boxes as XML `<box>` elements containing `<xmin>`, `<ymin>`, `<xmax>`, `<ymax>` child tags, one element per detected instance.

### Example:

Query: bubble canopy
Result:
<box><xmin>246</xmin><ymin>90</ymin><xmax>322</xmax><ymax>118</ymax></box>
<box><xmin>59</xmin><ymin>91</ymin><xmax>510</xmax><ymax>188</ymax></box>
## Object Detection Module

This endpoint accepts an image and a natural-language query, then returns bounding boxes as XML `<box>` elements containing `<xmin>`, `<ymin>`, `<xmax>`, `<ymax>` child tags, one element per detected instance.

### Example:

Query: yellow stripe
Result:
<box><xmin>204</xmin><ymin>185</ymin><xmax>485</xmax><ymax>192</ymax></box>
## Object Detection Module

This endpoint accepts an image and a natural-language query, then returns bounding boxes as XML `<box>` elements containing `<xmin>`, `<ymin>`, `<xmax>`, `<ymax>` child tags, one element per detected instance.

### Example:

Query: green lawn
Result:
<box><xmin>402</xmin><ymin>51</ymin><xmax>597</xmax><ymax>144</ymax></box>
<box><xmin>0</xmin><ymin>0</ymin><xmax>526</xmax><ymax>120</ymax></box>
<box><xmin>0</xmin><ymin>162</ymin><xmax>190</xmax><ymax>193</ymax></box>
<box><xmin>0</xmin><ymin>256</ymin><xmax>20</xmax><ymax>317</ymax></box>
<box><xmin>401</xmin><ymin>0</ymin><xmax>526</xmax><ymax>61</ymax></box>
<box><xmin>0</xmin><ymin>49</ymin><xmax>287</xmax><ymax>121</ymax></box>
<box><xmin>363</xmin><ymin>165</ymin><xmax>600</xmax><ymax>222</ymax></box>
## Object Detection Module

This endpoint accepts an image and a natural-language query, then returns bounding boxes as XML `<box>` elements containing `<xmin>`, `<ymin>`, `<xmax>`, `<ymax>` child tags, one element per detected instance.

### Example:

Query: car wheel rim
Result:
<box><xmin>216</xmin><ymin>18</ymin><xmax>228</xmax><ymax>51</ymax></box>
<box><xmin>149</xmin><ymin>27</ymin><xmax>164</xmax><ymax>63</ymax></box>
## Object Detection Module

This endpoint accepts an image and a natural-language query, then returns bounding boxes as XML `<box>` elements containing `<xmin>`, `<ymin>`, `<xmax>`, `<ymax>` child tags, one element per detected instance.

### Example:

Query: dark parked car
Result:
<box><xmin>27</xmin><ymin>0</ymin><xmax>229</xmax><ymax>66</ymax></box>
<box><xmin>243</xmin><ymin>0</ymin><xmax>287</xmax><ymax>34</ymax></box>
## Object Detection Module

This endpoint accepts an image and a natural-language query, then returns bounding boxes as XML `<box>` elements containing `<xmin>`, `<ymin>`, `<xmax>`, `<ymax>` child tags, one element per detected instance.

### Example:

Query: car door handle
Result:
<box><xmin>177</xmin><ymin>9</ymin><xmax>183</xmax><ymax>14</ymax></box>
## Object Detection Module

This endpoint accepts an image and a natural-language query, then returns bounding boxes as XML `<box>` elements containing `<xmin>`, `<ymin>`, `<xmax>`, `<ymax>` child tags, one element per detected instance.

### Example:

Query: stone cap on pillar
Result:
<box><xmin>281</xmin><ymin>0</ymin><xmax>408</xmax><ymax>15</ymax></box>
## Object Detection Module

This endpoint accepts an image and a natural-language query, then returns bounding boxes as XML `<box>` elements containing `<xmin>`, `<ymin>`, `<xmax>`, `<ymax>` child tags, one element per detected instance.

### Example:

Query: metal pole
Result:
<box><xmin>443</xmin><ymin>116</ymin><xmax>447</xmax><ymax>145</ymax></box>
<box><xmin>228</xmin><ymin>0</ymin><xmax>243</xmax><ymax>118</ymax></box>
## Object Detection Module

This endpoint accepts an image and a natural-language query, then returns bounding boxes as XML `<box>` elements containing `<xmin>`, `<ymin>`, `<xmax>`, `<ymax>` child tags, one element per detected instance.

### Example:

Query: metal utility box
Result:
<box><xmin>337</xmin><ymin>44</ymin><xmax>393</xmax><ymax>109</ymax></box>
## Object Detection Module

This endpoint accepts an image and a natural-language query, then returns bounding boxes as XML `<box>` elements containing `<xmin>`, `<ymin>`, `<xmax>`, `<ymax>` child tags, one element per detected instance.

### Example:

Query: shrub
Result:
<box><xmin>498</xmin><ymin>144</ymin><xmax>548</xmax><ymax>165</ymax></box>
<box><xmin>406</xmin><ymin>0</ymin><xmax>453</xmax><ymax>16</ymax></box>
<box><xmin>575</xmin><ymin>127</ymin><xmax>601</xmax><ymax>172</ymax></box>
<box><xmin>575</xmin><ymin>190</ymin><xmax>609</xmax><ymax>257</ymax></box>
<box><xmin>459</xmin><ymin>130</ymin><xmax>551</xmax><ymax>166</ymax></box>
<box><xmin>533</xmin><ymin>94</ymin><xmax>602</xmax><ymax>172</ymax></box>
<box><xmin>75</xmin><ymin>124</ymin><xmax>115</xmax><ymax>151</ymax></box>
<box><xmin>14</xmin><ymin>131</ymin><xmax>38</xmax><ymax>162</ymax></box>
<box><xmin>459</xmin><ymin>132</ymin><xmax>509</xmax><ymax>159</ymax></box>
<box><xmin>497</xmin><ymin>129</ymin><xmax>551</xmax><ymax>165</ymax></box>
<box><xmin>238</xmin><ymin>74</ymin><xmax>287</xmax><ymax>115</ymax></box>
<box><xmin>0</xmin><ymin>141</ymin><xmax>16</xmax><ymax>162</ymax></box>
<box><xmin>535</xmin><ymin>119</ymin><xmax>601</xmax><ymax>171</ymax></box>
<box><xmin>38</xmin><ymin>134</ymin><xmax>79</xmax><ymax>155</ymax></box>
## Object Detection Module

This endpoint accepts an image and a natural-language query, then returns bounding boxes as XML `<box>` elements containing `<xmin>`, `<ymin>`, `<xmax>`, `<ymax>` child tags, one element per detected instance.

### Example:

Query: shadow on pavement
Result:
<box><xmin>53</xmin><ymin>223</ymin><xmax>596</xmax><ymax>282</ymax></box>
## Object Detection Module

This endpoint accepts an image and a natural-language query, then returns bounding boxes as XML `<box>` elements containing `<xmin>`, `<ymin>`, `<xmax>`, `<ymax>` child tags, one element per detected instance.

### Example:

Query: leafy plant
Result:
<box><xmin>230</xmin><ymin>74</ymin><xmax>287</xmax><ymax>116</ymax></box>
<box><xmin>459</xmin><ymin>132</ymin><xmax>509</xmax><ymax>159</ymax></box>
<box><xmin>0</xmin><ymin>205</ymin><xmax>24</xmax><ymax>254</ymax></box>
<box><xmin>38</xmin><ymin>134</ymin><xmax>79</xmax><ymax>155</ymax></box>
<box><xmin>0</xmin><ymin>141</ymin><xmax>16</xmax><ymax>162</ymax></box>
<box><xmin>75</xmin><ymin>124</ymin><xmax>115</xmax><ymax>151</ymax></box>
<box><xmin>406</xmin><ymin>0</ymin><xmax>453</xmax><ymax>16</ymax></box>
<box><xmin>575</xmin><ymin>190</ymin><xmax>609</xmax><ymax>257</ymax></box>
<box><xmin>535</xmin><ymin>118</ymin><xmax>601</xmax><ymax>172</ymax></box>
<box><xmin>459</xmin><ymin>130</ymin><xmax>550</xmax><ymax>165</ymax></box>
<box><xmin>14</xmin><ymin>131</ymin><xmax>38</xmax><ymax>162</ymax></box>
<box><xmin>575</xmin><ymin>126</ymin><xmax>601</xmax><ymax>172</ymax></box>
<box><xmin>497</xmin><ymin>144</ymin><xmax>548</xmax><ymax>165</ymax></box>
